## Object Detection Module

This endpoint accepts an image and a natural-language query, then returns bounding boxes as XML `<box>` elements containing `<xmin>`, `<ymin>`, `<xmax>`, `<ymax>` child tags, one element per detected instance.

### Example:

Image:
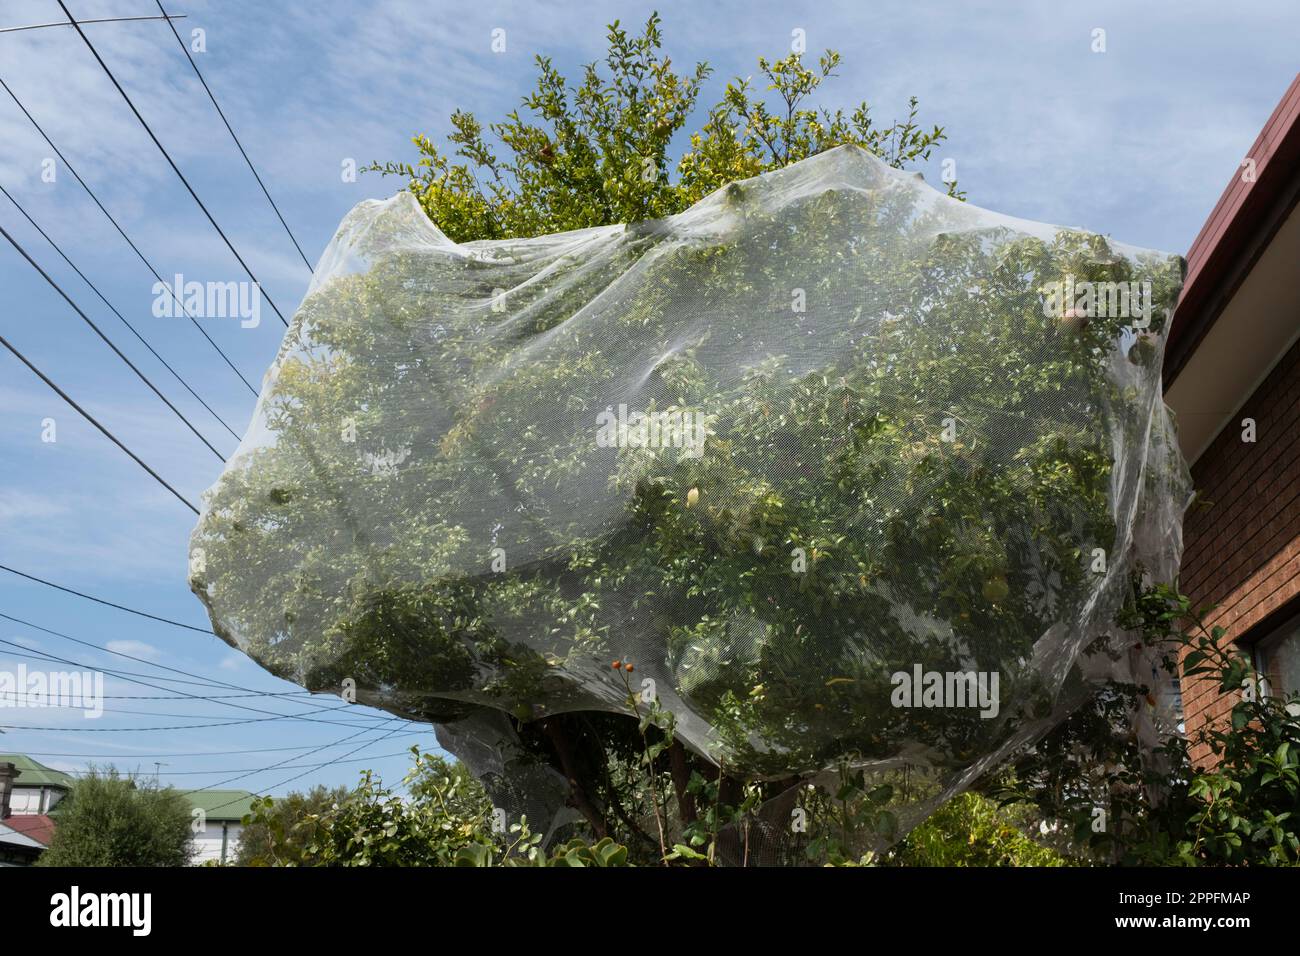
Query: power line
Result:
<box><xmin>0</xmin><ymin>619</ymin><xmax>275</xmax><ymax>699</ymax></box>
<box><xmin>0</xmin><ymin>690</ymin><xmax>318</xmax><ymax>701</ymax></box>
<box><xmin>0</xmin><ymin>14</ymin><xmax>186</xmax><ymax>35</ymax></box>
<box><xmin>0</xmin><ymin>637</ymin><xmax>407</xmax><ymax>732</ymax></box>
<box><xmin>0</xmin><ymin>221</ymin><xmax>227</xmax><ymax>462</ymax></box>
<box><xmin>0</xmin><ymin>612</ymin><xmax>402</xmax><ymax>724</ymax></box>
<box><xmin>0</xmin><ymin>563</ymin><xmax>214</xmax><ymax>634</ymax></box>
<box><xmin>56</xmin><ymin>1</ymin><xmax>292</xmax><ymax>329</ymax></box>
<box><xmin>0</xmin><ymin>184</ymin><xmax>241</xmax><ymax>441</ymax></box>
<box><xmin>198</xmin><ymin>722</ymin><xmax>412</xmax><ymax>810</ymax></box>
<box><xmin>0</xmin><ymin>73</ymin><xmax>259</xmax><ymax>395</ymax></box>
<box><xmin>1</xmin><ymin>686</ymin><xmax>412</xmax><ymax>729</ymax></box>
<box><xmin>0</xmin><ymin>695</ymin><xmax>376</xmax><ymax>724</ymax></box>
<box><xmin>15</xmin><ymin>738</ymin><xmax>431</xmax><ymax>764</ymax></box>
<box><xmin>56</xmin><ymin>749</ymin><xmax>417</xmax><ymax>775</ymax></box>
<box><xmin>2</xmin><ymin>718</ymin><xmax>366</xmax><ymax>733</ymax></box>
<box><xmin>0</xmin><ymin>567</ymin><xmax>431</xmax><ymax>721</ymax></box>
<box><xmin>0</xmin><ymin>644</ymin><xmax>266</xmax><ymax>692</ymax></box>
<box><xmin>0</xmin><ymin>332</ymin><xmax>201</xmax><ymax>514</ymax></box>
<box><xmin>153</xmin><ymin>1</ymin><xmax>312</xmax><ymax>272</ymax></box>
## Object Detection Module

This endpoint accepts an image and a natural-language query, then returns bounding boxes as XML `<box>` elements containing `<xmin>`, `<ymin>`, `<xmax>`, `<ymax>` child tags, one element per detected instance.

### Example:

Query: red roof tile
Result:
<box><xmin>2</xmin><ymin>814</ymin><xmax>56</xmax><ymax>846</ymax></box>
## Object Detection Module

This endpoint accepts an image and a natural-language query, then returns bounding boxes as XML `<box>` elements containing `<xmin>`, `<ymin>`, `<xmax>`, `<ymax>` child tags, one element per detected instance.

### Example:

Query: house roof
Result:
<box><xmin>1168</xmin><ymin>73</ymin><xmax>1300</xmax><ymax>383</ymax></box>
<box><xmin>0</xmin><ymin>814</ymin><xmax>56</xmax><ymax>847</ymax></box>
<box><xmin>0</xmin><ymin>754</ymin><xmax>74</xmax><ymax>789</ymax></box>
<box><xmin>1163</xmin><ymin>73</ymin><xmax>1300</xmax><ymax>463</ymax></box>
<box><xmin>181</xmin><ymin>789</ymin><xmax>258</xmax><ymax>822</ymax></box>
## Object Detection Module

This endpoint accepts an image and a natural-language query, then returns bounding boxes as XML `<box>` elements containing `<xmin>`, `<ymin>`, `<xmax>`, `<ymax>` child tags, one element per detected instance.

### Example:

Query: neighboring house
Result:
<box><xmin>0</xmin><ymin>753</ymin><xmax>256</xmax><ymax>865</ymax></box>
<box><xmin>0</xmin><ymin>752</ymin><xmax>72</xmax><ymax>814</ymax></box>
<box><xmin>182</xmin><ymin>789</ymin><xmax>258</xmax><ymax>865</ymax></box>
<box><xmin>1164</xmin><ymin>73</ymin><xmax>1300</xmax><ymax>764</ymax></box>
<box><xmin>0</xmin><ymin>812</ymin><xmax>56</xmax><ymax>866</ymax></box>
<box><xmin>0</xmin><ymin>755</ymin><xmax>71</xmax><ymax>866</ymax></box>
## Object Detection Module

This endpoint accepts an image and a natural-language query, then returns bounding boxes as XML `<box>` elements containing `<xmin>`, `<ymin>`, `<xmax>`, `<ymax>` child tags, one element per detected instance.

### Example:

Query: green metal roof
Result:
<box><xmin>181</xmin><ymin>789</ymin><xmax>258</xmax><ymax>822</ymax></box>
<box><xmin>0</xmin><ymin>754</ymin><xmax>74</xmax><ymax>789</ymax></box>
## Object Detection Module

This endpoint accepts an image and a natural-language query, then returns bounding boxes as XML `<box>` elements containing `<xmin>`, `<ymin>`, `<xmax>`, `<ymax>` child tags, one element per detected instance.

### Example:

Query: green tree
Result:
<box><xmin>37</xmin><ymin>770</ymin><xmax>193</xmax><ymax>868</ymax></box>
<box><xmin>235</xmin><ymin>784</ymin><xmax>349</xmax><ymax>866</ymax></box>
<box><xmin>258</xmin><ymin>749</ymin><xmax>497</xmax><ymax>867</ymax></box>
<box><xmin>192</xmin><ymin>13</ymin><xmax>1184</xmax><ymax>863</ymax></box>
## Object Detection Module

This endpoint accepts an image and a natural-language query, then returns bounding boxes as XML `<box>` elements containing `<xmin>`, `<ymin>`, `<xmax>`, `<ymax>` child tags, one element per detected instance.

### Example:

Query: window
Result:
<box><xmin>1250</xmin><ymin>609</ymin><xmax>1300</xmax><ymax>713</ymax></box>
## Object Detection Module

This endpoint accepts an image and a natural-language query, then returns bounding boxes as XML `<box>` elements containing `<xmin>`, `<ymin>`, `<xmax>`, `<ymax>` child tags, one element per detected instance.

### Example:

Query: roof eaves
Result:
<box><xmin>1166</xmin><ymin>73</ymin><xmax>1300</xmax><ymax>387</ymax></box>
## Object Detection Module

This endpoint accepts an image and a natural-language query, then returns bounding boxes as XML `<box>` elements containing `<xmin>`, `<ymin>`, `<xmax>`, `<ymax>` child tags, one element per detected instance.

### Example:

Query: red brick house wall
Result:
<box><xmin>1165</xmin><ymin>73</ymin><xmax>1300</xmax><ymax>765</ymax></box>
<box><xmin>1178</xmin><ymin>335</ymin><xmax>1300</xmax><ymax>764</ymax></box>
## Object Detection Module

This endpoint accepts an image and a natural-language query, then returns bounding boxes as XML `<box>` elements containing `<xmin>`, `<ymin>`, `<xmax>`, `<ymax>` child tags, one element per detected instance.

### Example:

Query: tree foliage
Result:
<box><xmin>189</xmin><ymin>13</ymin><xmax>1236</xmax><ymax>866</ymax></box>
<box><xmin>240</xmin><ymin>748</ymin><xmax>632</xmax><ymax>867</ymax></box>
<box><xmin>366</xmin><ymin>12</ymin><xmax>959</xmax><ymax>243</ymax></box>
<box><xmin>1002</xmin><ymin>583</ymin><xmax>1300</xmax><ymax>866</ymax></box>
<box><xmin>235</xmin><ymin>784</ymin><xmax>349</xmax><ymax>866</ymax></box>
<box><xmin>890</xmin><ymin>791</ymin><xmax>1067</xmax><ymax>866</ymax></box>
<box><xmin>37</xmin><ymin>770</ymin><xmax>193</xmax><ymax>868</ymax></box>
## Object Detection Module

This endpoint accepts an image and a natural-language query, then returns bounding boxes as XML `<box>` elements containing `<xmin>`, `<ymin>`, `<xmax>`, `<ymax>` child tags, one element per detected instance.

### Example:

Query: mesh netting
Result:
<box><xmin>189</xmin><ymin>145</ymin><xmax>1191</xmax><ymax>856</ymax></box>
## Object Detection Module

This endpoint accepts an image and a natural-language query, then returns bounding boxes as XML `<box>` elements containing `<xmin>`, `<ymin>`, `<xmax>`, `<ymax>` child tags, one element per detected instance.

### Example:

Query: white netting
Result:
<box><xmin>190</xmin><ymin>145</ymin><xmax>1191</xmax><ymax>852</ymax></box>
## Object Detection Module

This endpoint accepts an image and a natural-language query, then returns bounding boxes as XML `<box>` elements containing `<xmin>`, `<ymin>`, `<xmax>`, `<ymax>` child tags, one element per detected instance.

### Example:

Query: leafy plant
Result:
<box><xmin>37</xmin><ymin>769</ymin><xmax>193</xmax><ymax>868</ymax></box>
<box><xmin>1002</xmin><ymin>582</ymin><xmax>1300</xmax><ymax>866</ymax></box>
<box><xmin>366</xmin><ymin>12</ymin><xmax>958</xmax><ymax>243</ymax></box>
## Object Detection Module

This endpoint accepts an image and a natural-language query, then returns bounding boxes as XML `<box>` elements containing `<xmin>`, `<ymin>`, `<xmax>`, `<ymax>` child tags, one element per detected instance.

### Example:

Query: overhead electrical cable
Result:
<box><xmin>56</xmin><ymin>1</ymin><xmax>292</xmax><ymax>328</ymax></box>
<box><xmin>0</xmin><ymin>73</ymin><xmax>260</xmax><ymax>395</ymax></box>
<box><xmin>0</xmin><ymin>184</ymin><xmax>241</xmax><ymax>441</ymax></box>
<box><xmin>0</xmin><ymin>333</ymin><xmax>201</xmax><ymax>514</ymax></box>
<box><xmin>153</xmin><ymin>0</ymin><xmax>312</xmax><ymax>272</ymax></box>
<box><xmin>0</xmin><ymin>222</ymin><xmax>227</xmax><ymax>462</ymax></box>
<box><xmin>196</xmin><ymin>722</ymin><xmax>415</xmax><ymax>811</ymax></box>
<box><xmin>0</xmin><ymin>14</ymin><xmax>185</xmax><ymax>35</ymax></box>
<box><xmin>0</xmin><ymin>636</ymin><xmax>408</xmax><ymax>732</ymax></box>
<box><xmin>0</xmin><ymin>563</ymin><xmax>215</xmax><ymax>634</ymax></box>
<box><xmin>19</xmin><ymin>740</ymin><xmax>432</xmax><ymax>759</ymax></box>
<box><xmin>0</xmin><ymin>612</ymin><xmax>402</xmax><ymax>724</ymax></box>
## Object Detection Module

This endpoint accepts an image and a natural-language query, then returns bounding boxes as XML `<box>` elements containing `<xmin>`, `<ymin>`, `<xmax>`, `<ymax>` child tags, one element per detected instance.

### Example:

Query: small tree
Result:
<box><xmin>889</xmin><ymin>792</ymin><xmax>1067</xmax><ymax>867</ymax></box>
<box><xmin>37</xmin><ymin>770</ymin><xmax>193</xmax><ymax>868</ymax></box>
<box><xmin>235</xmin><ymin>784</ymin><xmax>349</xmax><ymax>866</ymax></box>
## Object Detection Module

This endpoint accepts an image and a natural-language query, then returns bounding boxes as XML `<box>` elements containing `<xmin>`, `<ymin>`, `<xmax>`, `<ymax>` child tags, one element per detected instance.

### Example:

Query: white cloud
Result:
<box><xmin>104</xmin><ymin>639</ymin><xmax>159</xmax><ymax>660</ymax></box>
<box><xmin>0</xmin><ymin>489</ymin><xmax>67</xmax><ymax>523</ymax></box>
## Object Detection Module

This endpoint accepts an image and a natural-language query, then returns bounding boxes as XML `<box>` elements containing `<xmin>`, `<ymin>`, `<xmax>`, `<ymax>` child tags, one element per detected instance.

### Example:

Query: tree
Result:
<box><xmin>191</xmin><ymin>13</ymin><xmax>1185</xmax><ymax>863</ymax></box>
<box><xmin>245</xmin><ymin>749</ymin><xmax>499</xmax><ymax>867</ymax></box>
<box><xmin>37</xmin><ymin>770</ymin><xmax>193</xmax><ymax>868</ymax></box>
<box><xmin>235</xmin><ymin>784</ymin><xmax>348</xmax><ymax>866</ymax></box>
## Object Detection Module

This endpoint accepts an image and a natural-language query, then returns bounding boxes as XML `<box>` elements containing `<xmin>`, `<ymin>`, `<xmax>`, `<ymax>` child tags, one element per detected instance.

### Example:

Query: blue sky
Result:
<box><xmin>0</xmin><ymin>0</ymin><xmax>1295</xmax><ymax>798</ymax></box>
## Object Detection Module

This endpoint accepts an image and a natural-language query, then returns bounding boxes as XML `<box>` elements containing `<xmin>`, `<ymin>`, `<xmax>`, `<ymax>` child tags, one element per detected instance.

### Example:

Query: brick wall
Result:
<box><xmin>1178</xmin><ymin>335</ymin><xmax>1300</xmax><ymax>765</ymax></box>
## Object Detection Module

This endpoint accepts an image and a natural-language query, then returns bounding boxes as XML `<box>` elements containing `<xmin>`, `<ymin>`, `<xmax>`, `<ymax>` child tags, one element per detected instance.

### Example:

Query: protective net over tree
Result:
<box><xmin>189</xmin><ymin>145</ymin><xmax>1191</xmax><ymax>855</ymax></box>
